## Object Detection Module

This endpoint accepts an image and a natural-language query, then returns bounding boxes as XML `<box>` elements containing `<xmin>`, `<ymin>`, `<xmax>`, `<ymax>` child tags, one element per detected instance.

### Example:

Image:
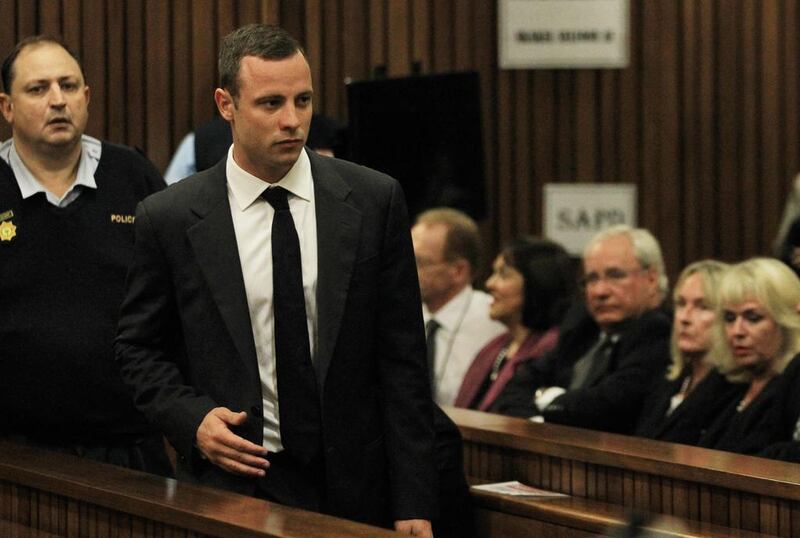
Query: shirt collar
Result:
<box><xmin>0</xmin><ymin>135</ymin><xmax>101</xmax><ymax>201</ymax></box>
<box><xmin>423</xmin><ymin>285</ymin><xmax>474</xmax><ymax>331</ymax></box>
<box><xmin>226</xmin><ymin>146</ymin><xmax>313</xmax><ymax>212</ymax></box>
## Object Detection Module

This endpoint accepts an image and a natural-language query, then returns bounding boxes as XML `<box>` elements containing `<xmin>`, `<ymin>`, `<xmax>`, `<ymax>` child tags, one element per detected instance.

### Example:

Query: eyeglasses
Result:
<box><xmin>580</xmin><ymin>266</ymin><xmax>647</xmax><ymax>288</ymax></box>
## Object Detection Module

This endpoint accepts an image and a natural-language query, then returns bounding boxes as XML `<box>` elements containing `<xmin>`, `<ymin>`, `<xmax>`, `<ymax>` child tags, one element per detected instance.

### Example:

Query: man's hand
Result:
<box><xmin>196</xmin><ymin>407</ymin><xmax>269</xmax><ymax>477</ymax></box>
<box><xmin>394</xmin><ymin>519</ymin><xmax>433</xmax><ymax>537</ymax></box>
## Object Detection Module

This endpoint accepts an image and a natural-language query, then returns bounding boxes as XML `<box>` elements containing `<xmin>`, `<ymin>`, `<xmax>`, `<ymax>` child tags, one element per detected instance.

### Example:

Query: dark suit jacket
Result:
<box><xmin>115</xmin><ymin>151</ymin><xmax>436</xmax><ymax>525</ymax></box>
<box><xmin>635</xmin><ymin>369</ymin><xmax>744</xmax><ymax>445</ymax></box>
<box><xmin>700</xmin><ymin>354</ymin><xmax>800</xmax><ymax>456</ymax></box>
<box><xmin>493</xmin><ymin>302</ymin><xmax>671</xmax><ymax>434</ymax></box>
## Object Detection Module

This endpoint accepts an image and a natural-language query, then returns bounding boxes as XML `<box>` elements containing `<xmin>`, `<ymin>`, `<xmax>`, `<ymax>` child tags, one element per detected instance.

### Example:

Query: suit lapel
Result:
<box><xmin>186</xmin><ymin>162</ymin><xmax>260</xmax><ymax>379</ymax></box>
<box><xmin>310</xmin><ymin>154</ymin><xmax>361</xmax><ymax>388</ymax></box>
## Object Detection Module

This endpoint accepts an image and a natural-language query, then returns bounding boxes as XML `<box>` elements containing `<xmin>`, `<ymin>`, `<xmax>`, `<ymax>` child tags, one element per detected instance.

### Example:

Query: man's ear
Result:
<box><xmin>0</xmin><ymin>93</ymin><xmax>13</xmax><ymax>124</ymax></box>
<box><xmin>451</xmin><ymin>258</ymin><xmax>472</xmax><ymax>285</ymax></box>
<box><xmin>644</xmin><ymin>266</ymin><xmax>660</xmax><ymax>293</ymax></box>
<box><xmin>214</xmin><ymin>88</ymin><xmax>234</xmax><ymax>121</ymax></box>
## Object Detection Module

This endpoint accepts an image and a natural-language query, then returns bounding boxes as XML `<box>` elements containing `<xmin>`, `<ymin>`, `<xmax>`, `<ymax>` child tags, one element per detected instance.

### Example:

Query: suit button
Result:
<box><xmin>250</xmin><ymin>405</ymin><xmax>260</xmax><ymax>416</ymax></box>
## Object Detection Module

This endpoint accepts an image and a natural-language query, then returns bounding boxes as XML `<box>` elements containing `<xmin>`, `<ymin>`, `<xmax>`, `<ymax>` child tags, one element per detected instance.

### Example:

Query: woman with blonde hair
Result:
<box><xmin>635</xmin><ymin>260</ymin><xmax>742</xmax><ymax>444</ymax></box>
<box><xmin>698</xmin><ymin>257</ymin><xmax>800</xmax><ymax>455</ymax></box>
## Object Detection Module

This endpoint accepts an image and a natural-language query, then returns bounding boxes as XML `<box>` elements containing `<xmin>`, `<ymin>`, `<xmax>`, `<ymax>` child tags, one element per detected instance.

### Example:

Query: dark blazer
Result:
<box><xmin>635</xmin><ymin>369</ymin><xmax>744</xmax><ymax>445</ymax></box>
<box><xmin>115</xmin><ymin>151</ymin><xmax>436</xmax><ymax>525</ymax></box>
<box><xmin>493</xmin><ymin>303</ymin><xmax>671</xmax><ymax>434</ymax></box>
<box><xmin>700</xmin><ymin>354</ymin><xmax>800</xmax><ymax>456</ymax></box>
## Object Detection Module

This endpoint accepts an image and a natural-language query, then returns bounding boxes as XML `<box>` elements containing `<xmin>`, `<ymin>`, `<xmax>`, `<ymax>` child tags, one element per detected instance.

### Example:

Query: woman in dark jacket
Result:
<box><xmin>635</xmin><ymin>260</ymin><xmax>742</xmax><ymax>445</ymax></box>
<box><xmin>698</xmin><ymin>258</ymin><xmax>800</xmax><ymax>455</ymax></box>
<box><xmin>454</xmin><ymin>237</ymin><xmax>575</xmax><ymax>412</ymax></box>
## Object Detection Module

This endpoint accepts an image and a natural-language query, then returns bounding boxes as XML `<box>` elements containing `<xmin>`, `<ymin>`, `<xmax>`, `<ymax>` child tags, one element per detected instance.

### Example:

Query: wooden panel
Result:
<box><xmin>716</xmin><ymin>0</ymin><xmax>741</xmax><ymax>260</ymax></box>
<box><xmin>367</xmin><ymin>0</ymin><xmax>385</xmax><ymax>74</ymax></box>
<box><xmin>514</xmin><ymin>71</ymin><xmax>532</xmax><ymax>232</ymax></box>
<box><xmin>654</xmin><ymin>0</ymin><xmax>680</xmax><ymax>277</ymax></box>
<box><xmin>680</xmin><ymin>0</ymin><xmax>698</xmax><ymax>263</ymax></box>
<box><xmin>171</xmin><ymin>0</ymin><xmax>193</xmax><ymax>147</ymax></box>
<box><xmin>144</xmin><ymin>0</ymin><xmax>170</xmax><ymax>169</ymax></box>
<box><xmin>696</xmin><ymin>0</ymin><xmax>717</xmax><ymax>258</ymax></box>
<box><xmin>0</xmin><ymin>0</ymin><xmax>799</xmax><ymax>265</ymax></box>
<box><xmin>452</xmin><ymin>407</ymin><xmax>800</xmax><ymax>537</ymax></box>
<box><xmin>105</xmin><ymin>0</ymin><xmax>126</xmax><ymax>144</ymax></box>
<box><xmin>411</xmin><ymin>0</ymin><xmax>431</xmax><ymax>73</ymax></box>
<box><xmin>0</xmin><ymin>441</ymin><xmax>400</xmax><ymax>538</ymax></box>
<box><xmin>574</xmin><ymin>71</ymin><xmax>597</xmax><ymax>183</ymax></box>
<box><xmin>386</xmin><ymin>0</ymin><xmax>410</xmax><ymax>77</ymax></box>
<box><xmin>124</xmin><ymin>0</ymin><xmax>145</xmax><ymax>150</ymax></box>
<box><xmin>431</xmin><ymin>0</ymin><xmax>453</xmax><ymax>72</ymax></box>
<box><xmin>322</xmin><ymin>0</ymin><xmax>341</xmax><ymax>115</ymax></box>
<box><xmin>191</xmin><ymin>0</ymin><xmax>216</xmax><ymax>126</ymax></box>
<box><xmin>40</xmin><ymin>0</ymin><xmax>62</xmax><ymax>37</ymax></box>
<box><xmin>81</xmin><ymin>0</ymin><xmax>106</xmax><ymax>139</ymax></box>
<box><xmin>761</xmin><ymin>0</ymin><xmax>782</xmax><ymax>251</ymax></box>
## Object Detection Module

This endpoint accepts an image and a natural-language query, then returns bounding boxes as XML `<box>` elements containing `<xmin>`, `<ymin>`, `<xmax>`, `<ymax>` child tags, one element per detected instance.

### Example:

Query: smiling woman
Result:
<box><xmin>454</xmin><ymin>236</ymin><xmax>576</xmax><ymax>412</ymax></box>
<box><xmin>697</xmin><ymin>257</ymin><xmax>800</xmax><ymax>457</ymax></box>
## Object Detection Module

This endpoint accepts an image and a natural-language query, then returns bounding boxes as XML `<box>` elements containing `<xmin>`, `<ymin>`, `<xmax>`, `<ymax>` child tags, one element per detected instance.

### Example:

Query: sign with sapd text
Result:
<box><xmin>499</xmin><ymin>0</ymin><xmax>629</xmax><ymax>69</ymax></box>
<box><xmin>544</xmin><ymin>183</ymin><xmax>637</xmax><ymax>256</ymax></box>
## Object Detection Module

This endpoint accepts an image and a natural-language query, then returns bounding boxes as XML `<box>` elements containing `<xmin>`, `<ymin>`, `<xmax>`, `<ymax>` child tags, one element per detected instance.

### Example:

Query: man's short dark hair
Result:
<box><xmin>218</xmin><ymin>23</ymin><xmax>304</xmax><ymax>100</ymax></box>
<box><xmin>1</xmin><ymin>35</ymin><xmax>83</xmax><ymax>93</ymax></box>
<box><xmin>501</xmin><ymin>236</ymin><xmax>577</xmax><ymax>331</ymax></box>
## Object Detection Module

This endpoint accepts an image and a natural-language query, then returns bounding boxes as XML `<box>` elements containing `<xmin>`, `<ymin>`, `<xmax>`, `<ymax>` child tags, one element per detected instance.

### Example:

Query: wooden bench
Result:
<box><xmin>0</xmin><ymin>440</ymin><xmax>399</xmax><ymax>538</ymax></box>
<box><xmin>448</xmin><ymin>406</ymin><xmax>800</xmax><ymax>537</ymax></box>
<box><xmin>471</xmin><ymin>485</ymin><xmax>775</xmax><ymax>537</ymax></box>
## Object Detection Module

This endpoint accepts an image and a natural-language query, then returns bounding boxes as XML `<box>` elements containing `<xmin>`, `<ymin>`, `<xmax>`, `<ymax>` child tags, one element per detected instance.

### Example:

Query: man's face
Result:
<box><xmin>0</xmin><ymin>42</ymin><xmax>89</xmax><ymax>153</ymax></box>
<box><xmin>215</xmin><ymin>51</ymin><xmax>313</xmax><ymax>182</ymax></box>
<box><xmin>582</xmin><ymin>235</ymin><xmax>658</xmax><ymax>329</ymax></box>
<box><xmin>412</xmin><ymin>222</ymin><xmax>460</xmax><ymax>312</ymax></box>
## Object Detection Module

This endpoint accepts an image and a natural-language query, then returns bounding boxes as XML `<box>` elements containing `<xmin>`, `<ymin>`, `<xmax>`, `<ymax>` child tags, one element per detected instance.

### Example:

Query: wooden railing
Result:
<box><xmin>5</xmin><ymin>411</ymin><xmax>799</xmax><ymax>537</ymax></box>
<box><xmin>447</xmin><ymin>407</ymin><xmax>800</xmax><ymax>537</ymax></box>
<box><xmin>0</xmin><ymin>441</ymin><xmax>398</xmax><ymax>538</ymax></box>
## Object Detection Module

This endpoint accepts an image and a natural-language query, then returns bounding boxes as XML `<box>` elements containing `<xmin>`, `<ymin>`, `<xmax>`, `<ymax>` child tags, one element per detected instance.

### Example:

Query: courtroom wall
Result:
<box><xmin>1</xmin><ymin>0</ymin><xmax>798</xmax><ymax>276</ymax></box>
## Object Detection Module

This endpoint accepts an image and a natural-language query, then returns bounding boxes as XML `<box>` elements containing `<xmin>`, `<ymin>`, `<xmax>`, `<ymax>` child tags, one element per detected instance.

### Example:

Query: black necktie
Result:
<box><xmin>262</xmin><ymin>187</ymin><xmax>321</xmax><ymax>463</ymax></box>
<box><xmin>426</xmin><ymin>319</ymin><xmax>440</xmax><ymax>396</ymax></box>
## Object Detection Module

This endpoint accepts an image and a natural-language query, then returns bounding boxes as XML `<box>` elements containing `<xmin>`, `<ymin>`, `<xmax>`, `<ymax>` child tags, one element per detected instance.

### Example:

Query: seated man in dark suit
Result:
<box><xmin>493</xmin><ymin>225</ymin><xmax>672</xmax><ymax>434</ymax></box>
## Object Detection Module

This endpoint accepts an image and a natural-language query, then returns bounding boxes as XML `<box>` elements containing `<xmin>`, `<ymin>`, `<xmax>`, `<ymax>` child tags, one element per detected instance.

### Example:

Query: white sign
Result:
<box><xmin>499</xmin><ymin>0</ymin><xmax>629</xmax><ymax>69</ymax></box>
<box><xmin>543</xmin><ymin>183</ymin><xmax>637</xmax><ymax>255</ymax></box>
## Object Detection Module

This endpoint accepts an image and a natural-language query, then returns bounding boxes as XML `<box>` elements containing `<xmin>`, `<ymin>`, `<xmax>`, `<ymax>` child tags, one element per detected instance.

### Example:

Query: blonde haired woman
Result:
<box><xmin>699</xmin><ymin>258</ymin><xmax>800</xmax><ymax>454</ymax></box>
<box><xmin>635</xmin><ymin>260</ymin><xmax>741</xmax><ymax>444</ymax></box>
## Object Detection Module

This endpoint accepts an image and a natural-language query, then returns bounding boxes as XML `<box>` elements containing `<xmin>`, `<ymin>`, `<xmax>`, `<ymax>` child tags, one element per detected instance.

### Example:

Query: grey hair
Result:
<box><xmin>583</xmin><ymin>225</ymin><xmax>669</xmax><ymax>294</ymax></box>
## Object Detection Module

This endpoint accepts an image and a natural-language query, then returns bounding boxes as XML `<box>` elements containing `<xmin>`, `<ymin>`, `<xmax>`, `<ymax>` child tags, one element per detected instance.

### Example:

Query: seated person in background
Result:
<box><xmin>635</xmin><ymin>260</ymin><xmax>742</xmax><ymax>445</ymax></box>
<box><xmin>454</xmin><ymin>236</ymin><xmax>575</xmax><ymax>412</ymax></box>
<box><xmin>778</xmin><ymin>214</ymin><xmax>800</xmax><ymax>278</ymax></box>
<box><xmin>164</xmin><ymin>112</ymin><xmax>343</xmax><ymax>183</ymax></box>
<box><xmin>412</xmin><ymin>208</ymin><xmax>505</xmax><ymax>406</ymax></box>
<box><xmin>493</xmin><ymin>225</ymin><xmax>671</xmax><ymax>434</ymax></box>
<box><xmin>699</xmin><ymin>258</ymin><xmax>800</xmax><ymax>455</ymax></box>
<box><xmin>0</xmin><ymin>35</ymin><xmax>170</xmax><ymax>474</ymax></box>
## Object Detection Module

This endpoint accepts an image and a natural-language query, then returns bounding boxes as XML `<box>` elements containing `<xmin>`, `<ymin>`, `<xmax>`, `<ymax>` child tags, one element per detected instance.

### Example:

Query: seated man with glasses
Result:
<box><xmin>492</xmin><ymin>225</ymin><xmax>671</xmax><ymax>434</ymax></box>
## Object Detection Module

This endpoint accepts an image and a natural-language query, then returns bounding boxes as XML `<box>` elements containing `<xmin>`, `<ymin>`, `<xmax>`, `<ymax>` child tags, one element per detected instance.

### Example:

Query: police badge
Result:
<box><xmin>0</xmin><ymin>220</ymin><xmax>17</xmax><ymax>241</ymax></box>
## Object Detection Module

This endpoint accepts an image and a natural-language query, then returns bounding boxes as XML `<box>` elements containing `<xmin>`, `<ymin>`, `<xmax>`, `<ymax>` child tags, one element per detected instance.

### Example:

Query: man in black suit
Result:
<box><xmin>494</xmin><ymin>225</ymin><xmax>671</xmax><ymax>434</ymax></box>
<box><xmin>115</xmin><ymin>24</ymin><xmax>435</xmax><ymax>536</ymax></box>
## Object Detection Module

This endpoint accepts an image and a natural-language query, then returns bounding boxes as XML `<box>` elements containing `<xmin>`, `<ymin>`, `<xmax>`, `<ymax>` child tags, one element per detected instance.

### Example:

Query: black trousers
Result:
<box><xmin>255</xmin><ymin>450</ymin><xmax>326</xmax><ymax>513</ymax></box>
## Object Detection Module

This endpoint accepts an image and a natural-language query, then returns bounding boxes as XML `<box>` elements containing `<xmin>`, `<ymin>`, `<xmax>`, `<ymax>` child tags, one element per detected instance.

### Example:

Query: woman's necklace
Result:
<box><xmin>489</xmin><ymin>343</ymin><xmax>511</xmax><ymax>381</ymax></box>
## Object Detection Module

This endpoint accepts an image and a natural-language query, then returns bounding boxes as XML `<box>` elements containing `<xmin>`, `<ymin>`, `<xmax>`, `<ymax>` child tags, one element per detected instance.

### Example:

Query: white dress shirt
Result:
<box><xmin>226</xmin><ymin>147</ymin><xmax>318</xmax><ymax>452</ymax></box>
<box><xmin>0</xmin><ymin>136</ymin><xmax>102</xmax><ymax>207</ymax></box>
<box><xmin>423</xmin><ymin>286</ymin><xmax>506</xmax><ymax>406</ymax></box>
